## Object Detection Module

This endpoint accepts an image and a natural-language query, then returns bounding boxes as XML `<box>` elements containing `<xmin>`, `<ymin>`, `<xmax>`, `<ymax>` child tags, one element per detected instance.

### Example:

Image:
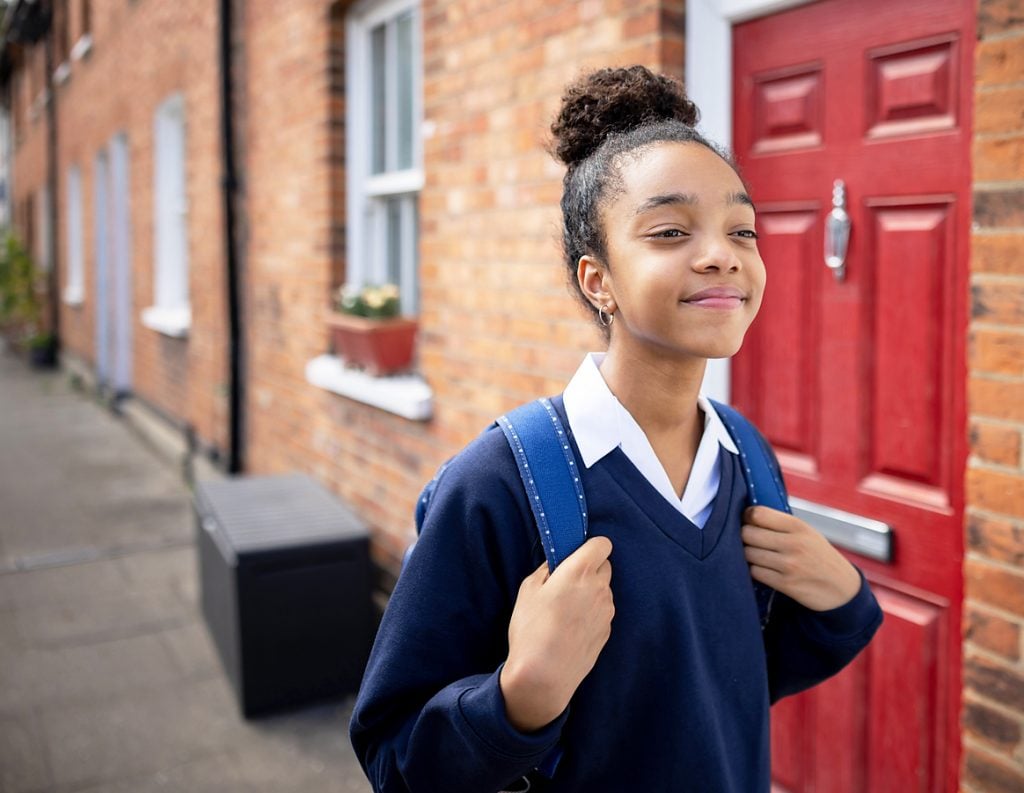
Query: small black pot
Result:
<box><xmin>28</xmin><ymin>339</ymin><xmax>57</xmax><ymax>368</ymax></box>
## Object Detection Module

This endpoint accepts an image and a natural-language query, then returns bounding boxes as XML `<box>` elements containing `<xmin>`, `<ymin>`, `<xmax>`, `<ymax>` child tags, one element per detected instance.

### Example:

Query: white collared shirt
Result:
<box><xmin>562</xmin><ymin>353</ymin><xmax>738</xmax><ymax>528</ymax></box>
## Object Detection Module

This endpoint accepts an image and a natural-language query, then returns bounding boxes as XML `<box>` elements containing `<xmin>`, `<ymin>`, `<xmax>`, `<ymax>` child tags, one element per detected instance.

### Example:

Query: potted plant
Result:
<box><xmin>27</xmin><ymin>331</ymin><xmax>58</xmax><ymax>367</ymax></box>
<box><xmin>0</xmin><ymin>232</ymin><xmax>57</xmax><ymax>368</ymax></box>
<box><xmin>326</xmin><ymin>283</ymin><xmax>417</xmax><ymax>376</ymax></box>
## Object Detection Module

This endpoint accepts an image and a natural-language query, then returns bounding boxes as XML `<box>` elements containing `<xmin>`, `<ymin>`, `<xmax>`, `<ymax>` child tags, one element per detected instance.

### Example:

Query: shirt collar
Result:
<box><xmin>563</xmin><ymin>353</ymin><xmax>738</xmax><ymax>469</ymax></box>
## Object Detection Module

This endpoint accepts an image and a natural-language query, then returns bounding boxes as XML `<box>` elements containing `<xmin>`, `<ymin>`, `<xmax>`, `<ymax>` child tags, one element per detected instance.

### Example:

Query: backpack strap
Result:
<box><xmin>708</xmin><ymin>399</ymin><xmax>790</xmax><ymax>628</ymax></box>
<box><xmin>497</xmin><ymin>397</ymin><xmax>588</xmax><ymax>573</ymax></box>
<box><xmin>708</xmin><ymin>399</ymin><xmax>791</xmax><ymax>514</ymax></box>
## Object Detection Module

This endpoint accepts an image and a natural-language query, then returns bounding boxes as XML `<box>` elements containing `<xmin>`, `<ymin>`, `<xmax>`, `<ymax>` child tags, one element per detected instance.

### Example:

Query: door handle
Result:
<box><xmin>824</xmin><ymin>179</ymin><xmax>850</xmax><ymax>281</ymax></box>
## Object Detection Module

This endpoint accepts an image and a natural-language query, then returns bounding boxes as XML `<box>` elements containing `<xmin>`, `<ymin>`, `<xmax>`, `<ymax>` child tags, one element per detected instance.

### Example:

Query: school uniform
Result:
<box><xmin>350</xmin><ymin>355</ymin><xmax>883</xmax><ymax>793</ymax></box>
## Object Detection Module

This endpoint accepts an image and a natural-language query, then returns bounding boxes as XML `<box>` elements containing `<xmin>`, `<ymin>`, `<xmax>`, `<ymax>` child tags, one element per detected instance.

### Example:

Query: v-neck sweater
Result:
<box><xmin>351</xmin><ymin>396</ymin><xmax>883</xmax><ymax>793</ymax></box>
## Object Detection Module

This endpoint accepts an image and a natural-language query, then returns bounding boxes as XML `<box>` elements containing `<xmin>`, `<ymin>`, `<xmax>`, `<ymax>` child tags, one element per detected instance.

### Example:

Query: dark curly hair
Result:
<box><xmin>551</xmin><ymin>65</ymin><xmax>734</xmax><ymax>331</ymax></box>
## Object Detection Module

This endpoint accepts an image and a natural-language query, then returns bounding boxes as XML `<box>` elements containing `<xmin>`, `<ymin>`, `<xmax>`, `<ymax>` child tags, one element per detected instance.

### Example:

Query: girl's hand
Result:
<box><xmin>741</xmin><ymin>506</ymin><xmax>861</xmax><ymax>612</ymax></box>
<box><xmin>499</xmin><ymin>537</ymin><xmax>615</xmax><ymax>733</ymax></box>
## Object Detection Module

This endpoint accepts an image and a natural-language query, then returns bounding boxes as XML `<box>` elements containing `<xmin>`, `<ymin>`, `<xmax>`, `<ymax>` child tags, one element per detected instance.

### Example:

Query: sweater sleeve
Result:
<box><xmin>763</xmin><ymin>569</ymin><xmax>883</xmax><ymax>703</ymax></box>
<box><xmin>349</xmin><ymin>430</ymin><xmax>567</xmax><ymax>793</ymax></box>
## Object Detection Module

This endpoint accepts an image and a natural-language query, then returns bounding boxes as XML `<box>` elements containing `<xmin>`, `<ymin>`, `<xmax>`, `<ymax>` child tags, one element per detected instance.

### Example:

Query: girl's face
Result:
<box><xmin>583</xmin><ymin>142</ymin><xmax>766</xmax><ymax>363</ymax></box>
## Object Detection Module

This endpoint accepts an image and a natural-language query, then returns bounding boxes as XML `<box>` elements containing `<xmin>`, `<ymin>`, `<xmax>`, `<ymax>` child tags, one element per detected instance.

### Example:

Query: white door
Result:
<box><xmin>93</xmin><ymin>149</ymin><xmax>110</xmax><ymax>387</ymax></box>
<box><xmin>108</xmin><ymin>134</ymin><xmax>133</xmax><ymax>397</ymax></box>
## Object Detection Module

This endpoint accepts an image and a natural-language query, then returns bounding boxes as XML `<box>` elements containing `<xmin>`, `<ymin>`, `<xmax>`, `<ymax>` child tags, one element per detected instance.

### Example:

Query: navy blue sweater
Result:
<box><xmin>350</xmin><ymin>398</ymin><xmax>883</xmax><ymax>792</ymax></box>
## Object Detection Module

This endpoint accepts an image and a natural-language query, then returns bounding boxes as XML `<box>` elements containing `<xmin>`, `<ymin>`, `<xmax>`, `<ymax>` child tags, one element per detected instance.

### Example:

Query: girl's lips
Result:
<box><xmin>681</xmin><ymin>286</ymin><xmax>747</xmax><ymax>310</ymax></box>
<box><xmin>684</xmin><ymin>296</ymin><xmax>744</xmax><ymax>309</ymax></box>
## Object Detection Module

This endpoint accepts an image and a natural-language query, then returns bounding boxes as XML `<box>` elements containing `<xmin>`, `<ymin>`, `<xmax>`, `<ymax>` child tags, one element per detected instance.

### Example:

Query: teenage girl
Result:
<box><xmin>350</xmin><ymin>65</ymin><xmax>883</xmax><ymax>793</ymax></box>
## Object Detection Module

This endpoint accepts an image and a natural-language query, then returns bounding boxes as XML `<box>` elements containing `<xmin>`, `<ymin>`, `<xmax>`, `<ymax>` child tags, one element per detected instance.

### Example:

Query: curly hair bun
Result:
<box><xmin>551</xmin><ymin>65</ymin><xmax>699</xmax><ymax>167</ymax></box>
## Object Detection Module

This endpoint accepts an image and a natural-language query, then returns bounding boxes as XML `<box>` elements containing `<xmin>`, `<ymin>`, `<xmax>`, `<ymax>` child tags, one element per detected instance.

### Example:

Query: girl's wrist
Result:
<box><xmin>499</xmin><ymin>659</ymin><xmax>565</xmax><ymax>733</ymax></box>
<box><xmin>809</xmin><ymin>560</ymin><xmax>862</xmax><ymax>611</ymax></box>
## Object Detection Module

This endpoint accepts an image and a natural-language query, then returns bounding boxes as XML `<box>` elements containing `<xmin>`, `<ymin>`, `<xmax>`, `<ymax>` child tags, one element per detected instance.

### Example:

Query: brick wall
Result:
<box><xmin>10</xmin><ymin>41</ymin><xmax>50</xmax><ymax>309</ymax></box>
<box><xmin>243</xmin><ymin>0</ymin><xmax>686</xmax><ymax>572</ymax></box>
<box><xmin>962</xmin><ymin>0</ymin><xmax>1024</xmax><ymax>790</ymax></box>
<box><xmin>11</xmin><ymin>0</ymin><xmax>231</xmax><ymax>452</ymax></box>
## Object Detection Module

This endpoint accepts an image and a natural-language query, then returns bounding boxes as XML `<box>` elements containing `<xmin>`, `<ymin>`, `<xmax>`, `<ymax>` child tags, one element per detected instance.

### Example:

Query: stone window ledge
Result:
<box><xmin>305</xmin><ymin>354</ymin><xmax>433</xmax><ymax>421</ymax></box>
<box><xmin>141</xmin><ymin>305</ymin><xmax>190</xmax><ymax>338</ymax></box>
<box><xmin>62</xmin><ymin>286</ymin><xmax>84</xmax><ymax>307</ymax></box>
<box><xmin>71</xmin><ymin>35</ymin><xmax>93</xmax><ymax>62</ymax></box>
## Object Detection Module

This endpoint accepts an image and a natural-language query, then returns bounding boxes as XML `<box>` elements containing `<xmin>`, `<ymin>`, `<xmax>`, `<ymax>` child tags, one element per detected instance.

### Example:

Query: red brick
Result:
<box><xmin>971</xmin><ymin>328</ymin><xmax>1024</xmax><ymax>377</ymax></box>
<box><xmin>965</xmin><ymin>654</ymin><xmax>1024</xmax><ymax>712</ymax></box>
<box><xmin>972</xmin><ymin>233</ymin><xmax>1024</xmax><ymax>276</ymax></box>
<box><xmin>968</xmin><ymin>468</ymin><xmax>1024</xmax><ymax>517</ymax></box>
<box><xmin>964</xmin><ymin>748</ymin><xmax>1024</xmax><ymax>793</ymax></box>
<box><xmin>968</xmin><ymin>513</ymin><xmax>1024</xmax><ymax>566</ymax></box>
<box><xmin>966</xmin><ymin>559</ymin><xmax>1024</xmax><ymax>617</ymax></box>
<box><xmin>972</xmin><ymin>280</ymin><xmax>1024</xmax><ymax>325</ymax></box>
<box><xmin>965</xmin><ymin>606</ymin><xmax>1022</xmax><ymax>660</ymax></box>
<box><xmin>623</xmin><ymin>10</ymin><xmax>660</xmax><ymax>39</ymax></box>
<box><xmin>969</xmin><ymin>420</ymin><xmax>1022</xmax><ymax>466</ymax></box>
<box><xmin>970</xmin><ymin>378</ymin><xmax>1024</xmax><ymax>422</ymax></box>
<box><xmin>974</xmin><ymin>188</ymin><xmax>1024</xmax><ymax>228</ymax></box>
<box><xmin>975</xmin><ymin>136</ymin><xmax>1024</xmax><ymax>182</ymax></box>
<box><xmin>976</xmin><ymin>34</ymin><xmax>1024</xmax><ymax>88</ymax></box>
<box><xmin>962</xmin><ymin>698</ymin><xmax>1022</xmax><ymax>751</ymax></box>
<box><xmin>976</xmin><ymin>86</ymin><xmax>1024</xmax><ymax>135</ymax></box>
<box><xmin>978</xmin><ymin>0</ymin><xmax>1024</xmax><ymax>38</ymax></box>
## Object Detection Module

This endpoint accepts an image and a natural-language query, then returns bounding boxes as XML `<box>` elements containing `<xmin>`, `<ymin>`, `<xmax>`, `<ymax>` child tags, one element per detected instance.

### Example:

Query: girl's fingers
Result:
<box><xmin>741</xmin><ymin>524</ymin><xmax>786</xmax><ymax>550</ymax></box>
<box><xmin>521</xmin><ymin>562</ymin><xmax>549</xmax><ymax>592</ymax></box>
<box><xmin>748</xmin><ymin>564</ymin><xmax>782</xmax><ymax>587</ymax></box>
<box><xmin>743</xmin><ymin>545</ymin><xmax>785</xmax><ymax>572</ymax></box>
<box><xmin>743</xmin><ymin>506</ymin><xmax>796</xmax><ymax>530</ymax></box>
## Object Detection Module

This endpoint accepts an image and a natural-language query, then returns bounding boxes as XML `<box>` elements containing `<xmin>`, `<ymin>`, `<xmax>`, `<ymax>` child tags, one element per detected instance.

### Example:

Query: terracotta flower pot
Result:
<box><xmin>326</xmin><ymin>313</ymin><xmax>418</xmax><ymax>376</ymax></box>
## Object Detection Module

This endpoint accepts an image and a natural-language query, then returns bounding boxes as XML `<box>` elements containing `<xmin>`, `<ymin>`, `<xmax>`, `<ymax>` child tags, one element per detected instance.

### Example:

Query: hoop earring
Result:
<box><xmin>598</xmin><ymin>305</ymin><xmax>615</xmax><ymax>327</ymax></box>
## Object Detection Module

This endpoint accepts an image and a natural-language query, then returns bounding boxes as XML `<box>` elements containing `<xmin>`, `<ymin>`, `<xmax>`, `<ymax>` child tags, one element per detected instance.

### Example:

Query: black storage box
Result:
<box><xmin>195</xmin><ymin>474</ymin><xmax>375</xmax><ymax>717</ymax></box>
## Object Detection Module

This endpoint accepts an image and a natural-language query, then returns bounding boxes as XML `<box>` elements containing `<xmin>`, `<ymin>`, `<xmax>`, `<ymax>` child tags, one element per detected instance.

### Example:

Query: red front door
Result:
<box><xmin>731</xmin><ymin>1</ymin><xmax>972</xmax><ymax>791</ymax></box>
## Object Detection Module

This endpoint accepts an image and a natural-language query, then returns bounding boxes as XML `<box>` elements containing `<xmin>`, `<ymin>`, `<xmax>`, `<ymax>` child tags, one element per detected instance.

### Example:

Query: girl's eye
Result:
<box><xmin>733</xmin><ymin>229</ymin><xmax>759</xmax><ymax>240</ymax></box>
<box><xmin>652</xmin><ymin>229</ymin><xmax>689</xmax><ymax>239</ymax></box>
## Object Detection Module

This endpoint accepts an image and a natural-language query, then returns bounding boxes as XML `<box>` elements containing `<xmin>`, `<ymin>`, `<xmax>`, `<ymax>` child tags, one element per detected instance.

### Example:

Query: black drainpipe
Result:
<box><xmin>43</xmin><ymin>2</ymin><xmax>59</xmax><ymax>355</ymax></box>
<box><xmin>219</xmin><ymin>0</ymin><xmax>244</xmax><ymax>474</ymax></box>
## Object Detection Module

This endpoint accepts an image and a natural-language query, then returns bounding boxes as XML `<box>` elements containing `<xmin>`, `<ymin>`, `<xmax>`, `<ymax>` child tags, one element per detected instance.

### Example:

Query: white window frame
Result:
<box><xmin>346</xmin><ymin>0</ymin><xmax>423</xmax><ymax>315</ymax></box>
<box><xmin>63</xmin><ymin>164</ymin><xmax>84</xmax><ymax>305</ymax></box>
<box><xmin>142</xmin><ymin>93</ymin><xmax>190</xmax><ymax>338</ymax></box>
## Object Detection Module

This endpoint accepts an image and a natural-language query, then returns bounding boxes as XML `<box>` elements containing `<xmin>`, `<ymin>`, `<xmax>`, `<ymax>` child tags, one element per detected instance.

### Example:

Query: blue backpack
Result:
<box><xmin>407</xmin><ymin>396</ymin><xmax>791</xmax><ymax>781</ymax></box>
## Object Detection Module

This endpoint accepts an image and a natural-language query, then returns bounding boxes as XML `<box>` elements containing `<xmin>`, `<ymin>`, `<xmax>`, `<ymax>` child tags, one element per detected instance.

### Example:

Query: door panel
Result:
<box><xmin>865</xmin><ymin>584</ymin><xmax>948</xmax><ymax>793</ymax></box>
<box><xmin>732</xmin><ymin>1</ymin><xmax>971</xmax><ymax>790</ymax></box>
<box><xmin>866</xmin><ymin>36</ymin><xmax>960</xmax><ymax>139</ymax></box>
<box><xmin>864</xmin><ymin>200</ymin><xmax>954</xmax><ymax>497</ymax></box>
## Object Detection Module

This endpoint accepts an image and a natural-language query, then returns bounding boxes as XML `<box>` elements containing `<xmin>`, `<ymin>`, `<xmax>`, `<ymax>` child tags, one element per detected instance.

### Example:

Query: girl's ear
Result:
<box><xmin>578</xmin><ymin>255</ymin><xmax>616</xmax><ymax>313</ymax></box>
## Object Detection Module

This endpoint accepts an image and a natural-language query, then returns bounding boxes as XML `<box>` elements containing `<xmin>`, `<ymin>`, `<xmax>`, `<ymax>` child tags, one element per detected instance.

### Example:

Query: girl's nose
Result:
<box><xmin>692</xmin><ymin>237</ymin><xmax>741</xmax><ymax>273</ymax></box>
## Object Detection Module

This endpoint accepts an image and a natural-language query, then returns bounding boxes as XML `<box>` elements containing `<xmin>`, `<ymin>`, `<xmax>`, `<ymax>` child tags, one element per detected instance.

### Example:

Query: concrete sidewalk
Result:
<box><xmin>0</xmin><ymin>346</ymin><xmax>372</xmax><ymax>792</ymax></box>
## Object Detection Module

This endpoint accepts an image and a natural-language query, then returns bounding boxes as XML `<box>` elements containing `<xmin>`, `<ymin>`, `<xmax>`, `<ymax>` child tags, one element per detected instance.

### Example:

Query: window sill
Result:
<box><xmin>305</xmin><ymin>354</ymin><xmax>433</xmax><ymax>421</ymax></box>
<box><xmin>71</xmin><ymin>35</ymin><xmax>93</xmax><ymax>62</ymax></box>
<box><xmin>141</xmin><ymin>305</ymin><xmax>190</xmax><ymax>338</ymax></box>
<box><xmin>62</xmin><ymin>287</ymin><xmax>84</xmax><ymax>307</ymax></box>
<box><xmin>52</xmin><ymin>62</ymin><xmax>71</xmax><ymax>86</ymax></box>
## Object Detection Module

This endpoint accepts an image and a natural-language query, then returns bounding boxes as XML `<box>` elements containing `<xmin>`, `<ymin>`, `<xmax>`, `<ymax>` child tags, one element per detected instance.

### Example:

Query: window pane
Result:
<box><xmin>386</xmin><ymin>196</ymin><xmax>402</xmax><ymax>286</ymax></box>
<box><xmin>370</xmin><ymin>23</ymin><xmax>387</xmax><ymax>174</ymax></box>
<box><xmin>396</xmin><ymin>10</ymin><xmax>415</xmax><ymax>170</ymax></box>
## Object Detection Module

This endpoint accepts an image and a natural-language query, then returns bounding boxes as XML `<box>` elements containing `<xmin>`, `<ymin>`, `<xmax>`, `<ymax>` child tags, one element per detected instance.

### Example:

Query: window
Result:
<box><xmin>141</xmin><ymin>94</ymin><xmax>189</xmax><ymax>337</ymax></box>
<box><xmin>347</xmin><ymin>0</ymin><xmax>422</xmax><ymax>314</ymax></box>
<box><xmin>64</xmin><ymin>165</ymin><xmax>84</xmax><ymax>305</ymax></box>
